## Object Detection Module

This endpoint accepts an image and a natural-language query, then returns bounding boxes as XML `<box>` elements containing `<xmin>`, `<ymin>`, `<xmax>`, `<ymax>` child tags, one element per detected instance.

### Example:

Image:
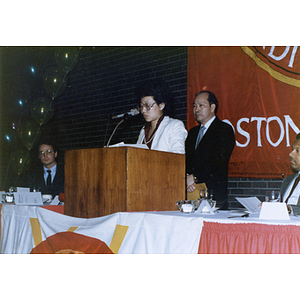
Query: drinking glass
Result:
<box><xmin>207</xmin><ymin>190</ymin><xmax>215</xmax><ymax>208</ymax></box>
<box><xmin>199</xmin><ymin>189</ymin><xmax>209</xmax><ymax>199</ymax></box>
<box><xmin>265</xmin><ymin>191</ymin><xmax>280</xmax><ymax>202</ymax></box>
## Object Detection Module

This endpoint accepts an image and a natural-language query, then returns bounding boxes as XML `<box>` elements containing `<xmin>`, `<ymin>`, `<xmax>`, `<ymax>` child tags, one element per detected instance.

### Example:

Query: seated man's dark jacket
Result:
<box><xmin>19</xmin><ymin>164</ymin><xmax>64</xmax><ymax>198</ymax></box>
<box><xmin>280</xmin><ymin>173</ymin><xmax>300</xmax><ymax>215</ymax></box>
<box><xmin>185</xmin><ymin>117</ymin><xmax>235</xmax><ymax>209</ymax></box>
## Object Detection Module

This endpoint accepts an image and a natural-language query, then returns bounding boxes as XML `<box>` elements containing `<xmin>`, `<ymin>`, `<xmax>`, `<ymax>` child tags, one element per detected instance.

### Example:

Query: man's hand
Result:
<box><xmin>186</xmin><ymin>174</ymin><xmax>196</xmax><ymax>192</ymax></box>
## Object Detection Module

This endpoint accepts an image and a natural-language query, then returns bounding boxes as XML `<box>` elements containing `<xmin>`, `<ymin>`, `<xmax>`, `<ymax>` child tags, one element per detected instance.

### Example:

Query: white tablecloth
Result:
<box><xmin>155</xmin><ymin>209</ymin><xmax>300</xmax><ymax>225</ymax></box>
<box><xmin>0</xmin><ymin>205</ymin><xmax>204</xmax><ymax>254</ymax></box>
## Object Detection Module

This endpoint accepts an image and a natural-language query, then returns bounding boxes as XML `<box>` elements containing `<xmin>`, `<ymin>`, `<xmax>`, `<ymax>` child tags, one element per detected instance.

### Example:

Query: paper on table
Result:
<box><xmin>14</xmin><ymin>192</ymin><xmax>43</xmax><ymax>206</ymax></box>
<box><xmin>108</xmin><ymin>142</ymin><xmax>148</xmax><ymax>149</ymax></box>
<box><xmin>0</xmin><ymin>191</ymin><xmax>5</xmax><ymax>203</ymax></box>
<box><xmin>259</xmin><ymin>202</ymin><xmax>290</xmax><ymax>220</ymax></box>
<box><xmin>50</xmin><ymin>195</ymin><xmax>60</xmax><ymax>205</ymax></box>
<box><xmin>16</xmin><ymin>187</ymin><xmax>30</xmax><ymax>192</ymax></box>
<box><xmin>235</xmin><ymin>197</ymin><xmax>261</xmax><ymax>213</ymax></box>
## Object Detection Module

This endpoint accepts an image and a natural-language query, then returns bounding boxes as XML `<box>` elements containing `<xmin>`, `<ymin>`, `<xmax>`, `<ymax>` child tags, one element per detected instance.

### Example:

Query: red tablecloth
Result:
<box><xmin>198</xmin><ymin>221</ymin><xmax>300</xmax><ymax>254</ymax></box>
<box><xmin>42</xmin><ymin>205</ymin><xmax>64</xmax><ymax>214</ymax></box>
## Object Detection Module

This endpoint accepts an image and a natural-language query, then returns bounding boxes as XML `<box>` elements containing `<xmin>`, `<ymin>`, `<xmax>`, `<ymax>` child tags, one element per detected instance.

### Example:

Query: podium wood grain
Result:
<box><xmin>64</xmin><ymin>147</ymin><xmax>185</xmax><ymax>218</ymax></box>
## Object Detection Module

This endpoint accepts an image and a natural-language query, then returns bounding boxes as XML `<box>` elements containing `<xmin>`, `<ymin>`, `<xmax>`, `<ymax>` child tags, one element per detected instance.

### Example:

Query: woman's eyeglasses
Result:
<box><xmin>138</xmin><ymin>102</ymin><xmax>157</xmax><ymax>112</ymax></box>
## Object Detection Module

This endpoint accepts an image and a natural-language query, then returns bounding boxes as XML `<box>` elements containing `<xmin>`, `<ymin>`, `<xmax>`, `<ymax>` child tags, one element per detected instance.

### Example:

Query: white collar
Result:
<box><xmin>202</xmin><ymin>115</ymin><xmax>216</xmax><ymax>131</ymax></box>
<box><xmin>43</xmin><ymin>163</ymin><xmax>57</xmax><ymax>173</ymax></box>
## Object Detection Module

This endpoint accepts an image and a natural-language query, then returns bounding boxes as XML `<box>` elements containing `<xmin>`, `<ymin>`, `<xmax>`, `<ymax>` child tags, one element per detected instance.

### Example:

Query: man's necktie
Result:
<box><xmin>46</xmin><ymin>170</ymin><xmax>52</xmax><ymax>186</ymax></box>
<box><xmin>285</xmin><ymin>174</ymin><xmax>300</xmax><ymax>203</ymax></box>
<box><xmin>195</xmin><ymin>126</ymin><xmax>205</xmax><ymax>149</ymax></box>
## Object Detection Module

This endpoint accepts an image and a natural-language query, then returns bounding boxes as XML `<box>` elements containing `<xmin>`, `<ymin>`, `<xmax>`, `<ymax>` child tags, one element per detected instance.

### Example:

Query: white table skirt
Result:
<box><xmin>1</xmin><ymin>205</ymin><xmax>204</xmax><ymax>254</ymax></box>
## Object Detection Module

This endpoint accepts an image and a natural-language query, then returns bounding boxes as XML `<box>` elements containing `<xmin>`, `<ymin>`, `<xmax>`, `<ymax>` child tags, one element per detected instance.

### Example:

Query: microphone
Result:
<box><xmin>112</xmin><ymin>108</ymin><xmax>140</xmax><ymax>119</ymax></box>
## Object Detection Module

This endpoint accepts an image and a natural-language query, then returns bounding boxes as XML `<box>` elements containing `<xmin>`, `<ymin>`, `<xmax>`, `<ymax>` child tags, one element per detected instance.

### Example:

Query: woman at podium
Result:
<box><xmin>136</xmin><ymin>79</ymin><xmax>187</xmax><ymax>154</ymax></box>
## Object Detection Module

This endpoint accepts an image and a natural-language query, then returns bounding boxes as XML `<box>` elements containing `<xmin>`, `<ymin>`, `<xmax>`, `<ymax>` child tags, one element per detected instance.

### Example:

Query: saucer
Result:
<box><xmin>200</xmin><ymin>207</ymin><xmax>219</xmax><ymax>214</ymax></box>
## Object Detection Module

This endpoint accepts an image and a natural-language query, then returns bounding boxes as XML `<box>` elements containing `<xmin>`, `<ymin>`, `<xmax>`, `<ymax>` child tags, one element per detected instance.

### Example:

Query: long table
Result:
<box><xmin>2</xmin><ymin>204</ymin><xmax>300</xmax><ymax>254</ymax></box>
<box><xmin>154</xmin><ymin>210</ymin><xmax>300</xmax><ymax>254</ymax></box>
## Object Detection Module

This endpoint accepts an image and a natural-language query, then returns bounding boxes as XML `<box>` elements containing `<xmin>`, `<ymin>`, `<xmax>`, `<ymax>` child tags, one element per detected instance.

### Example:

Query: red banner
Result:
<box><xmin>187</xmin><ymin>46</ymin><xmax>300</xmax><ymax>178</ymax></box>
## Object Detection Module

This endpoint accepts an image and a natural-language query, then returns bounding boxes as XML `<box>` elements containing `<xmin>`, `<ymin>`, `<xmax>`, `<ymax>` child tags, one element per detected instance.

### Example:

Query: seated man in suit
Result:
<box><xmin>185</xmin><ymin>91</ymin><xmax>235</xmax><ymax>209</ymax></box>
<box><xmin>281</xmin><ymin>133</ymin><xmax>300</xmax><ymax>215</ymax></box>
<box><xmin>20</xmin><ymin>140</ymin><xmax>64</xmax><ymax>198</ymax></box>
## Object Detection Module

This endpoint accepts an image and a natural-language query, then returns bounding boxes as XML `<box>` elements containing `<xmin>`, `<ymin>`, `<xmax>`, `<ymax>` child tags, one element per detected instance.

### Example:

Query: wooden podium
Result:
<box><xmin>64</xmin><ymin>147</ymin><xmax>185</xmax><ymax>218</ymax></box>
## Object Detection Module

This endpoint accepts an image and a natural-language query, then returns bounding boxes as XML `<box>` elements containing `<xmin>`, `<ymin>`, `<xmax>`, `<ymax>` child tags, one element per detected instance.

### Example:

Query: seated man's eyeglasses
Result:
<box><xmin>39</xmin><ymin>149</ymin><xmax>54</xmax><ymax>157</ymax></box>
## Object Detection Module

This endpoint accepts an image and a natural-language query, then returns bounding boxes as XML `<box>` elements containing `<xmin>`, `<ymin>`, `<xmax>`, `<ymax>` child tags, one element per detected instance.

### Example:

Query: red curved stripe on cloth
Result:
<box><xmin>30</xmin><ymin>231</ymin><xmax>114</xmax><ymax>254</ymax></box>
<box><xmin>198</xmin><ymin>221</ymin><xmax>300</xmax><ymax>254</ymax></box>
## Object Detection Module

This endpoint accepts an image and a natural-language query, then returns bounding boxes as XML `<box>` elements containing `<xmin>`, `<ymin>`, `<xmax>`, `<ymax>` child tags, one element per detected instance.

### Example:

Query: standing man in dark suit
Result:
<box><xmin>185</xmin><ymin>91</ymin><xmax>235</xmax><ymax>209</ymax></box>
<box><xmin>21</xmin><ymin>140</ymin><xmax>64</xmax><ymax>198</ymax></box>
<box><xmin>280</xmin><ymin>133</ymin><xmax>300</xmax><ymax>215</ymax></box>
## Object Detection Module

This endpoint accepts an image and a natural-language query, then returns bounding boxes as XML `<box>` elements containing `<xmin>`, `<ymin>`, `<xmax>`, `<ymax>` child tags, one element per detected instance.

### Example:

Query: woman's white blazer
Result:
<box><xmin>136</xmin><ymin>116</ymin><xmax>187</xmax><ymax>154</ymax></box>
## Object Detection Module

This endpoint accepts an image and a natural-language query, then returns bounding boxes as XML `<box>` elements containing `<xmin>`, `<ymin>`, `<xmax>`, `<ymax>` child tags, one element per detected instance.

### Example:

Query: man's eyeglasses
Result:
<box><xmin>39</xmin><ymin>149</ymin><xmax>54</xmax><ymax>157</ymax></box>
<box><xmin>138</xmin><ymin>102</ymin><xmax>157</xmax><ymax>112</ymax></box>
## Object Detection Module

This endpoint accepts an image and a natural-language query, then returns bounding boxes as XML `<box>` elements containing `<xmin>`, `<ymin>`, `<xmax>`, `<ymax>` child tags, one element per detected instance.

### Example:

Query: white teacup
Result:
<box><xmin>176</xmin><ymin>200</ymin><xmax>200</xmax><ymax>214</ymax></box>
<box><xmin>182</xmin><ymin>204</ymin><xmax>193</xmax><ymax>213</ymax></box>
<box><xmin>5</xmin><ymin>194</ymin><xmax>14</xmax><ymax>203</ymax></box>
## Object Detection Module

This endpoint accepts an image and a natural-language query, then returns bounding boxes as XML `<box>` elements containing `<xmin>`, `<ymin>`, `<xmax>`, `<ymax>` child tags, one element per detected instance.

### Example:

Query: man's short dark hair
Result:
<box><xmin>195</xmin><ymin>91</ymin><xmax>219</xmax><ymax>114</ymax></box>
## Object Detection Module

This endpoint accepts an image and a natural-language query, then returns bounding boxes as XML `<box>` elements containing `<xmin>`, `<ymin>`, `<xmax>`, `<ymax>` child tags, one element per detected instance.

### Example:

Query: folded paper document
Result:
<box><xmin>108</xmin><ymin>142</ymin><xmax>148</xmax><ymax>149</ymax></box>
<box><xmin>259</xmin><ymin>202</ymin><xmax>290</xmax><ymax>220</ymax></box>
<box><xmin>235</xmin><ymin>197</ymin><xmax>261</xmax><ymax>213</ymax></box>
<box><xmin>14</xmin><ymin>192</ymin><xmax>43</xmax><ymax>205</ymax></box>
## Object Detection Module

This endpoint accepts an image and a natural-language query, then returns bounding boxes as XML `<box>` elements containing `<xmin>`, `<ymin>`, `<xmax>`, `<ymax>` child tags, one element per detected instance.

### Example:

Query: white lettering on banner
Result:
<box><xmin>285</xmin><ymin>115</ymin><xmax>300</xmax><ymax>147</ymax></box>
<box><xmin>223</xmin><ymin>115</ymin><xmax>300</xmax><ymax>148</ymax></box>
<box><xmin>266</xmin><ymin>116</ymin><xmax>284</xmax><ymax>147</ymax></box>
<box><xmin>236</xmin><ymin>118</ymin><xmax>250</xmax><ymax>147</ymax></box>
<box><xmin>251</xmin><ymin>117</ymin><xmax>266</xmax><ymax>147</ymax></box>
<box><xmin>263</xmin><ymin>46</ymin><xmax>299</xmax><ymax>68</ymax></box>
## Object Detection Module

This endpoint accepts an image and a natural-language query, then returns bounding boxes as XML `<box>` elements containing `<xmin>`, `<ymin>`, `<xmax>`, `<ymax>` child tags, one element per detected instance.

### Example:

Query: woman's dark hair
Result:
<box><xmin>195</xmin><ymin>90</ymin><xmax>219</xmax><ymax>114</ymax></box>
<box><xmin>136</xmin><ymin>79</ymin><xmax>174</xmax><ymax>116</ymax></box>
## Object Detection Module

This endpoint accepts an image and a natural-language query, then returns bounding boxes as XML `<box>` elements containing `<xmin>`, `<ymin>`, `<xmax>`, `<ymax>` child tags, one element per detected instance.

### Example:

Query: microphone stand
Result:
<box><xmin>106</xmin><ymin>110</ymin><xmax>140</xmax><ymax>147</ymax></box>
<box><xmin>106</xmin><ymin>118</ymin><xmax>125</xmax><ymax>147</ymax></box>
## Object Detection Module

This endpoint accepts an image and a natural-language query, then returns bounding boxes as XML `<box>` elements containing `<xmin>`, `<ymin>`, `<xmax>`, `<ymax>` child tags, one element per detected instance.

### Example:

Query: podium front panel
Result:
<box><xmin>64</xmin><ymin>148</ymin><xmax>127</xmax><ymax>218</ymax></box>
<box><xmin>126</xmin><ymin>148</ymin><xmax>185</xmax><ymax>212</ymax></box>
<box><xmin>64</xmin><ymin>147</ymin><xmax>185</xmax><ymax>218</ymax></box>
